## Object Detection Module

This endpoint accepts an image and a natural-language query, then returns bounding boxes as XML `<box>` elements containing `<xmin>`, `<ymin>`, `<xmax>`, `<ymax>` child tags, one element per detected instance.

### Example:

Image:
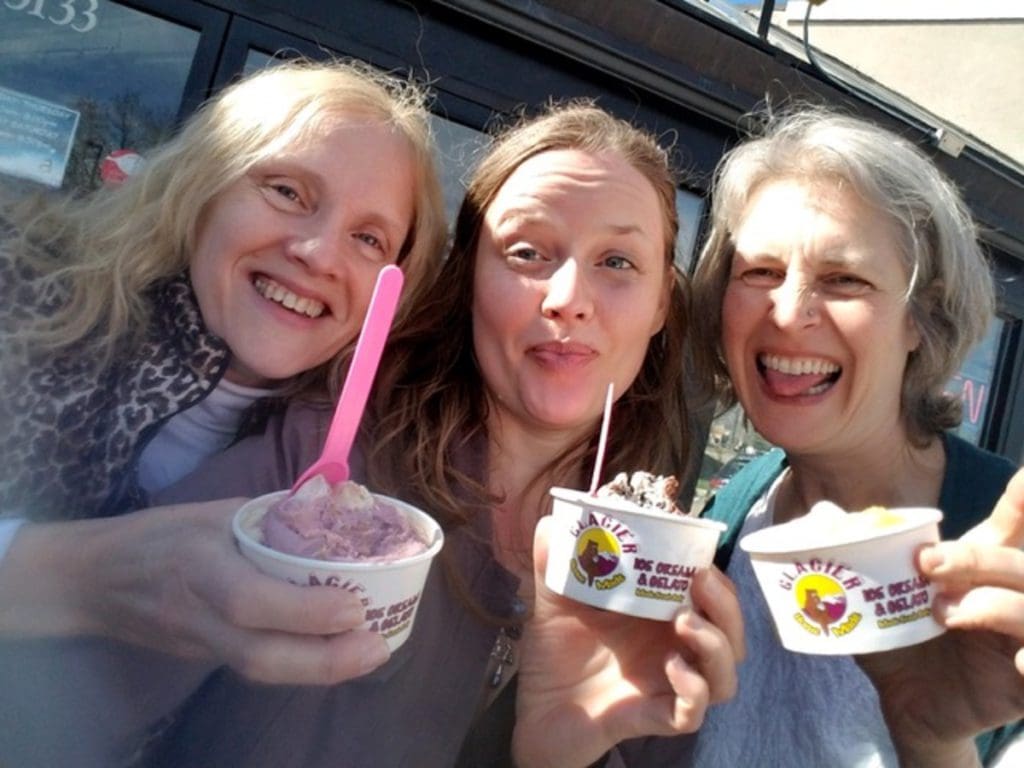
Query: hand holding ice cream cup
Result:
<box><xmin>544</xmin><ymin>472</ymin><xmax>726</xmax><ymax>620</ymax></box>
<box><xmin>233</xmin><ymin>476</ymin><xmax>443</xmax><ymax>651</ymax></box>
<box><xmin>740</xmin><ymin>501</ymin><xmax>946</xmax><ymax>655</ymax></box>
<box><xmin>543</xmin><ymin>386</ymin><xmax>725</xmax><ymax>620</ymax></box>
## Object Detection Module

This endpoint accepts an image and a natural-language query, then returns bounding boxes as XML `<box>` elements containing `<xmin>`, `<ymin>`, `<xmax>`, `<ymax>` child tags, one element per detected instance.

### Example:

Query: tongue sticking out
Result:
<box><xmin>762</xmin><ymin>368</ymin><xmax>834</xmax><ymax>397</ymax></box>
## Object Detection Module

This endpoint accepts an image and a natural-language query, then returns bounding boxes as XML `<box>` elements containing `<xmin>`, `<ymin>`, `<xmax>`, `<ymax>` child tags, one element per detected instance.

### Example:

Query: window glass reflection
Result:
<box><xmin>946</xmin><ymin>318</ymin><xmax>1004</xmax><ymax>445</ymax></box>
<box><xmin>244</xmin><ymin>49</ymin><xmax>274</xmax><ymax>75</ymax></box>
<box><xmin>1</xmin><ymin>0</ymin><xmax>199</xmax><ymax>196</ymax></box>
<box><xmin>675</xmin><ymin>190</ymin><xmax>704</xmax><ymax>272</ymax></box>
<box><xmin>428</xmin><ymin>115</ymin><xmax>488</xmax><ymax>224</ymax></box>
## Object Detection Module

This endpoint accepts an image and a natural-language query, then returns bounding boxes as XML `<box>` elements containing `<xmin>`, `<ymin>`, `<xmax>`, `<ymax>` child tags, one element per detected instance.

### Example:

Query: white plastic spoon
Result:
<box><xmin>588</xmin><ymin>382</ymin><xmax>615</xmax><ymax>495</ymax></box>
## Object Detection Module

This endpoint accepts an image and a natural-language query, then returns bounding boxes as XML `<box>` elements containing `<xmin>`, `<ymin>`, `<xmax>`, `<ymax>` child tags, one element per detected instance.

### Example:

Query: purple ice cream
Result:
<box><xmin>261</xmin><ymin>476</ymin><xmax>428</xmax><ymax>562</ymax></box>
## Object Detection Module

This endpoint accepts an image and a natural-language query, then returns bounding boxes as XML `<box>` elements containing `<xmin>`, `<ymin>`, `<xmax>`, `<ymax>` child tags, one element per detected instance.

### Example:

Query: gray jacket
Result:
<box><xmin>139</xmin><ymin>402</ymin><xmax>521</xmax><ymax>767</ymax></box>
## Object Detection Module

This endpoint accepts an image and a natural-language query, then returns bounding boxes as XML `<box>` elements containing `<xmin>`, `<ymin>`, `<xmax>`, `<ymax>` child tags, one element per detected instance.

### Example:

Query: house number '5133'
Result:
<box><xmin>4</xmin><ymin>0</ymin><xmax>99</xmax><ymax>33</ymax></box>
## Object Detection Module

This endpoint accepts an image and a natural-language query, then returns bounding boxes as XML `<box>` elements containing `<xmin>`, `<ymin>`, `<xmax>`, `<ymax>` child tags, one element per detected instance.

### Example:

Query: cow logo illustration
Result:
<box><xmin>575</xmin><ymin>529</ymin><xmax>620</xmax><ymax>585</ymax></box>
<box><xmin>795</xmin><ymin>574</ymin><xmax>847</xmax><ymax>634</ymax></box>
<box><xmin>791</xmin><ymin>572</ymin><xmax>863</xmax><ymax>638</ymax></box>
<box><xmin>568</xmin><ymin>524</ymin><xmax>628</xmax><ymax>592</ymax></box>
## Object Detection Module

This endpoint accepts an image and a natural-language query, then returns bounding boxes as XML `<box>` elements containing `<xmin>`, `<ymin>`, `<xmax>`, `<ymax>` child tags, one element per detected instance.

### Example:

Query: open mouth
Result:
<box><xmin>758</xmin><ymin>353</ymin><xmax>841</xmax><ymax>397</ymax></box>
<box><xmin>253</xmin><ymin>275</ymin><xmax>326</xmax><ymax>318</ymax></box>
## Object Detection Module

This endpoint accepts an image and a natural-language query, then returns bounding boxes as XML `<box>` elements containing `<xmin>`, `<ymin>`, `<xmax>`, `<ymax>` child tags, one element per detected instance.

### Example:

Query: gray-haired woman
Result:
<box><xmin>682</xmin><ymin>107</ymin><xmax>1023</xmax><ymax>766</ymax></box>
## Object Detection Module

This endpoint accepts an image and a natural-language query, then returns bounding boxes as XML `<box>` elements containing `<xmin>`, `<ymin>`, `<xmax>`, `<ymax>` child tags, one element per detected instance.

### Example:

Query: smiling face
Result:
<box><xmin>471</xmin><ymin>148</ymin><xmax>671</xmax><ymax>442</ymax></box>
<box><xmin>721</xmin><ymin>177</ymin><xmax>921</xmax><ymax>456</ymax></box>
<box><xmin>189</xmin><ymin>119</ymin><xmax>416</xmax><ymax>387</ymax></box>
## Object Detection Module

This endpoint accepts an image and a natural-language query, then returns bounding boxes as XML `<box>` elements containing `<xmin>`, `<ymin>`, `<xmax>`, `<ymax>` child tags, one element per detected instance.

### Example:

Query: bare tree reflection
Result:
<box><xmin>63</xmin><ymin>90</ymin><xmax>172</xmax><ymax>194</ymax></box>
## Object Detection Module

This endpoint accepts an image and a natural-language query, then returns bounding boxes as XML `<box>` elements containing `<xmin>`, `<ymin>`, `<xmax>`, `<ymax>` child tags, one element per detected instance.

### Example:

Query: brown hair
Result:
<box><xmin>363</xmin><ymin>102</ymin><xmax>691</xmax><ymax>619</ymax></box>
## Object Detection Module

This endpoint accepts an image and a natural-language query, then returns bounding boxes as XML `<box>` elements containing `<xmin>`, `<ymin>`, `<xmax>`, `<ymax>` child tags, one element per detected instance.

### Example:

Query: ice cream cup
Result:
<box><xmin>544</xmin><ymin>487</ymin><xmax>726</xmax><ymax>621</ymax></box>
<box><xmin>740</xmin><ymin>504</ymin><xmax>945</xmax><ymax>655</ymax></box>
<box><xmin>233</xmin><ymin>491</ymin><xmax>444</xmax><ymax>652</ymax></box>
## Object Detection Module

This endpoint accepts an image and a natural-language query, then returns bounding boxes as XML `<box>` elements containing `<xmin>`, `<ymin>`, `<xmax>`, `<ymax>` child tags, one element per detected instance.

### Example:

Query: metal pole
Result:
<box><xmin>757</xmin><ymin>0</ymin><xmax>777</xmax><ymax>40</ymax></box>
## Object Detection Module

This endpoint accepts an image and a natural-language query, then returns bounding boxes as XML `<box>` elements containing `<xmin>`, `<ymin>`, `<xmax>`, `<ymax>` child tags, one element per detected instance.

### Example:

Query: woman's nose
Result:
<box><xmin>770</xmin><ymin>275</ymin><xmax>819</xmax><ymax>328</ymax></box>
<box><xmin>285</xmin><ymin>218</ymin><xmax>346</xmax><ymax>277</ymax></box>
<box><xmin>541</xmin><ymin>259</ymin><xmax>594</xmax><ymax>321</ymax></box>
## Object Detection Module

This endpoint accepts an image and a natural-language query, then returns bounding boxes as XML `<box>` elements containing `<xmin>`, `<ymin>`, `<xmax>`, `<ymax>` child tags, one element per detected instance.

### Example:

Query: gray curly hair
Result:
<box><xmin>691</xmin><ymin>107</ymin><xmax>996</xmax><ymax>445</ymax></box>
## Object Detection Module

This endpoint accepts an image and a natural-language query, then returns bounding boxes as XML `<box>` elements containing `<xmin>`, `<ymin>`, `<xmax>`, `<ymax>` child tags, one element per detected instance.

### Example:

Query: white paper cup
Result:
<box><xmin>544</xmin><ymin>487</ymin><xmax>726</xmax><ymax>621</ymax></box>
<box><xmin>740</xmin><ymin>505</ymin><xmax>945</xmax><ymax>655</ymax></box>
<box><xmin>233</xmin><ymin>491</ymin><xmax>444</xmax><ymax>651</ymax></box>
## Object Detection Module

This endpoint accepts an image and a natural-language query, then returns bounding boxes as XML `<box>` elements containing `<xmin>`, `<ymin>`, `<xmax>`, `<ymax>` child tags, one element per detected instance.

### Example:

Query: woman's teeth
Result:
<box><xmin>760</xmin><ymin>354</ymin><xmax>839</xmax><ymax>376</ymax></box>
<box><xmin>253</xmin><ymin>276</ymin><xmax>325</xmax><ymax>318</ymax></box>
<box><xmin>805</xmin><ymin>380</ymin><xmax>832</xmax><ymax>396</ymax></box>
<box><xmin>759</xmin><ymin>354</ymin><xmax>840</xmax><ymax>396</ymax></box>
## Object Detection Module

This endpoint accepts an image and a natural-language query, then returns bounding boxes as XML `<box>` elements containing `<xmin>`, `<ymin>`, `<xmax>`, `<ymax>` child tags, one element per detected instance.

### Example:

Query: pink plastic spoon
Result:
<box><xmin>291</xmin><ymin>265</ymin><xmax>404</xmax><ymax>491</ymax></box>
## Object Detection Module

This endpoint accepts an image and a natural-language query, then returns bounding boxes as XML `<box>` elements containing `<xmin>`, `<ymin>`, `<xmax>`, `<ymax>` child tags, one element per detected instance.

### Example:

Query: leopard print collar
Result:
<box><xmin>0</xmin><ymin>268</ymin><xmax>231</xmax><ymax>521</ymax></box>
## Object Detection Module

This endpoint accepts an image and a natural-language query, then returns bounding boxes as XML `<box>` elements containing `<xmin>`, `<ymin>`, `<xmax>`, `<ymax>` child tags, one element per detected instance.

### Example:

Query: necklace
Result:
<box><xmin>488</xmin><ymin>624</ymin><xmax>521</xmax><ymax>688</ymax></box>
<box><xmin>486</xmin><ymin>597</ymin><xmax>527</xmax><ymax>691</ymax></box>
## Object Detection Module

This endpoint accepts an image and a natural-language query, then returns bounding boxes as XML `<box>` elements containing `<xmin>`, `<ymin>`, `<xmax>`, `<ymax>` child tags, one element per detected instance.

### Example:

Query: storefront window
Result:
<box><xmin>675</xmin><ymin>191</ymin><xmax>704</xmax><ymax>272</ymax></box>
<box><xmin>243</xmin><ymin>49</ymin><xmax>274</xmax><ymax>74</ymax></box>
<box><xmin>946</xmin><ymin>318</ymin><xmax>1004</xmax><ymax>445</ymax></box>
<box><xmin>429</xmin><ymin>115</ymin><xmax>488</xmax><ymax>223</ymax></box>
<box><xmin>1</xmin><ymin>0</ymin><xmax>200</xmax><ymax>196</ymax></box>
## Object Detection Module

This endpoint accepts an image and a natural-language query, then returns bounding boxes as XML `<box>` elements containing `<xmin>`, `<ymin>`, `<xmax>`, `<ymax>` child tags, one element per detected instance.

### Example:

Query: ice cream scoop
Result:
<box><xmin>262</xmin><ymin>475</ymin><xmax>428</xmax><ymax>562</ymax></box>
<box><xmin>595</xmin><ymin>471</ymin><xmax>684</xmax><ymax>516</ymax></box>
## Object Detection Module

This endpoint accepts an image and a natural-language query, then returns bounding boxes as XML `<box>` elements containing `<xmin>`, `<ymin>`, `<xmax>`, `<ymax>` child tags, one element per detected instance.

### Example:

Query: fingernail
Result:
<box><xmin>676</xmin><ymin>609</ymin><xmax>705</xmax><ymax>633</ymax></box>
<box><xmin>666</xmin><ymin>651</ymin><xmax>689</xmax><ymax>676</ymax></box>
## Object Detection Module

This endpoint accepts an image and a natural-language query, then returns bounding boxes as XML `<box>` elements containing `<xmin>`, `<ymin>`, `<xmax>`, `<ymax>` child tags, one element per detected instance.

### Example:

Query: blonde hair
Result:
<box><xmin>8</xmin><ymin>58</ymin><xmax>446</xmax><ymax>383</ymax></box>
<box><xmin>691</xmin><ymin>107</ymin><xmax>996</xmax><ymax>443</ymax></box>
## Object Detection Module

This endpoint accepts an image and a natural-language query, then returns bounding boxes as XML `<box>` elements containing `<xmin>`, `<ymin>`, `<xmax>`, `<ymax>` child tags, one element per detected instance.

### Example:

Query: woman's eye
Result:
<box><xmin>356</xmin><ymin>232</ymin><xmax>384</xmax><ymax>251</ymax></box>
<box><xmin>738</xmin><ymin>267</ymin><xmax>782</xmax><ymax>286</ymax></box>
<box><xmin>354</xmin><ymin>232</ymin><xmax>392</xmax><ymax>263</ymax></box>
<box><xmin>602</xmin><ymin>254</ymin><xmax>635</xmax><ymax>271</ymax></box>
<box><xmin>824</xmin><ymin>274</ymin><xmax>872</xmax><ymax>294</ymax></box>
<box><xmin>508</xmin><ymin>247</ymin><xmax>542</xmax><ymax>263</ymax></box>
<box><xmin>272</xmin><ymin>183</ymin><xmax>301</xmax><ymax>202</ymax></box>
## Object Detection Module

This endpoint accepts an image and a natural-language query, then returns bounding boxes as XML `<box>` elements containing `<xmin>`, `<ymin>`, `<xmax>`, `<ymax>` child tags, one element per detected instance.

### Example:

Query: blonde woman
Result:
<box><xmin>0</xmin><ymin>58</ymin><xmax>445</xmax><ymax>683</ymax></box>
